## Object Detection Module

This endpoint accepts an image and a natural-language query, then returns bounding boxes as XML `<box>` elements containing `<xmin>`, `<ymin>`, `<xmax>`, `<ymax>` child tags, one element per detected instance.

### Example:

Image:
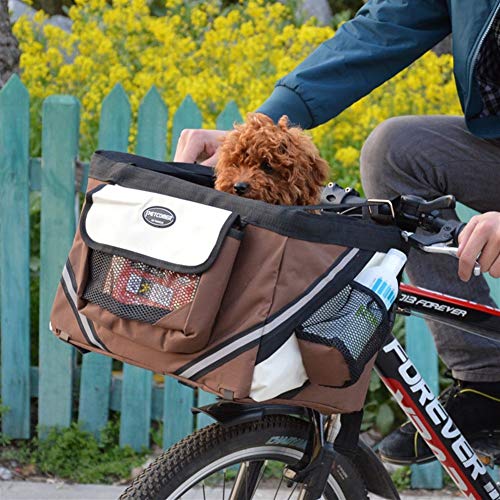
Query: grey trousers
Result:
<box><xmin>360</xmin><ymin>115</ymin><xmax>500</xmax><ymax>382</ymax></box>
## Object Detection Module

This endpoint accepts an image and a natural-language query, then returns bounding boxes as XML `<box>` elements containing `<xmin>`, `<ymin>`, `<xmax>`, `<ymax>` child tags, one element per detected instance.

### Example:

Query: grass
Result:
<box><xmin>390</xmin><ymin>465</ymin><xmax>412</xmax><ymax>491</ymax></box>
<box><xmin>0</xmin><ymin>418</ymin><xmax>148</xmax><ymax>484</ymax></box>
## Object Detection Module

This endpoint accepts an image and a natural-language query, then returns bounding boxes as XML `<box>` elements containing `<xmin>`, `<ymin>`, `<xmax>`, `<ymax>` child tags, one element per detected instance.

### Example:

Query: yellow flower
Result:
<box><xmin>334</xmin><ymin>146</ymin><xmax>360</xmax><ymax>168</ymax></box>
<box><xmin>14</xmin><ymin>0</ymin><xmax>460</xmax><ymax>181</ymax></box>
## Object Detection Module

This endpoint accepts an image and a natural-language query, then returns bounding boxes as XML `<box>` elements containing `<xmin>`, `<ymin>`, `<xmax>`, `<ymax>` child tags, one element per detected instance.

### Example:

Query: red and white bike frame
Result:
<box><xmin>374</xmin><ymin>284</ymin><xmax>500</xmax><ymax>499</ymax></box>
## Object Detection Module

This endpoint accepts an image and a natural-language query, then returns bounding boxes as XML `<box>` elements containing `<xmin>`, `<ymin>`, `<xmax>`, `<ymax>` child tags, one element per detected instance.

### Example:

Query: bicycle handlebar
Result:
<box><xmin>320</xmin><ymin>183</ymin><xmax>480</xmax><ymax>275</ymax></box>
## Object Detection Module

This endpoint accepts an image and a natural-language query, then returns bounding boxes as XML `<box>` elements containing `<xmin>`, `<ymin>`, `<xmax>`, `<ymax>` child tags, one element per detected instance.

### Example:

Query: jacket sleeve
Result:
<box><xmin>256</xmin><ymin>0</ymin><xmax>451</xmax><ymax>129</ymax></box>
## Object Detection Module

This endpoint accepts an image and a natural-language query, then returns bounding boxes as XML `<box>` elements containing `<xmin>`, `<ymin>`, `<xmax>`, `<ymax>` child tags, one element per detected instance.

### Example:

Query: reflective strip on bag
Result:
<box><xmin>177</xmin><ymin>248</ymin><xmax>360</xmax><ymax>380</ymax></box>
<box><xmin>60</xmin><ymin>261</ymin><xmax>108</xmax><ymax>351</ymax></box>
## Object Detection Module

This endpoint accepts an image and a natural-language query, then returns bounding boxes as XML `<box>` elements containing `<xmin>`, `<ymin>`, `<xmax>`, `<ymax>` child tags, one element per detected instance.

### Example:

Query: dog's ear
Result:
<box><xmin>288</xmin><ymin>128</ymin><xmax>330</xmax><ymax>202</ymax></box>
<box><xmin>246</xmin><ymin>112</ymin><xmax>274</xmax><ymax>129</ymax></box>
<box><xmin>278</xmin><ymin>115</ymin><xmax>291</xmax><ymax>131</ymax></box>
<box><xmin>311</xmin><ymin>156</ymin><xmax>330</xmax><ymax>187</ymax></box>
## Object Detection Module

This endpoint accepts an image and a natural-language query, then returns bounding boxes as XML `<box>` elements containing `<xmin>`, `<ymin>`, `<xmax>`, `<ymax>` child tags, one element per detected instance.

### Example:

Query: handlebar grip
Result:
<box><xmin>452</xmin><ymin>221</ymin><xmax>467</xmax><ymax>246</ymax></box>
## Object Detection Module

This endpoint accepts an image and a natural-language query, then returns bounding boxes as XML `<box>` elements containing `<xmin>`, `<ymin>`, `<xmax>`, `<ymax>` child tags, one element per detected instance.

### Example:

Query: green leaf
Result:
<box><xmin>375</xmin><ymin>403</ymin><xmax>395</xmax><ymax>435</ymax></box>
<box><xmin>369</xmin><ymin>371</ymin><xmax>381</xmax><ymax>392</ymax></box>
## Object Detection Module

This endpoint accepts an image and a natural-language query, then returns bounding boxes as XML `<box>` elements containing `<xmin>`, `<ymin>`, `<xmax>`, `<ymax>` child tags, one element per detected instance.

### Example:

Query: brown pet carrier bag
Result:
<box><xmin>50</xmin><ymin>150</ymin><xmax>404</xmax><ymax>414</ymax></box>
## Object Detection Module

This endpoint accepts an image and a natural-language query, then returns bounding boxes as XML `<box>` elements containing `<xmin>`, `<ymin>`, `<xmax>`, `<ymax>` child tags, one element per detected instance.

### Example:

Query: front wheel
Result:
<box><xmin>119</xmin><ymin>415</ymin><xmax>367</xmax><ymax>500</ymax></box>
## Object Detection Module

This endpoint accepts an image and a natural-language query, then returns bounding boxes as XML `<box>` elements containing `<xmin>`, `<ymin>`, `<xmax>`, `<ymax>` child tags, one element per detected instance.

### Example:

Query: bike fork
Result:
<box><xmin>285</xmin><ymin>412</ymin><xmax>342</xmax><ymax>500</ymax></box>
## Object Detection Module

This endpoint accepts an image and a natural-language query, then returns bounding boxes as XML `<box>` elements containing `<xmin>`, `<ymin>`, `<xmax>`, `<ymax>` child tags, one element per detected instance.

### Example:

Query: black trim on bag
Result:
<box><xmin>60</xmin><ymin>277</ymin><xmax>92</xmax><ymax>346</ymax></box>
<box><xmin>256</xmin><ymin>330</ymin><xmax>294</xmax><ymax>365</ymax></box>
<box><xmin>80</xmin><ymin>184</ymin><xmax>242</xmax><ymax>274</ymax></box>
<box><xmin>83</xmin><ymin>287</ymin><xmax>172</xmax><ymax>325</ymax></box>
<box><xmin>175</xmin><ymin>249</ymin><xmax>374</xmax><ymax>382</ymax></box>
<box><xmin>63</xmin><ymin>261</ymin><xmax>110</xmax><ymax>352</ymax></box>
<box><xmin>60</xmin><ymin>277</ymin><xmax>109</xmax><ymax>352</ymax></box>
<box><xmin>94</xmin><ymin>150</ymin><xmax>215</xmax><ymax>187</ymax></box>
<box><xmin>65</xmin><ymin>258</ymin><xmax>78</xmax><ymax>291</ymax></box>
<box><xmin>255</xmin><ymin>250</ymin><xmax>375</xmax><ymax>364</ymax></box>
<box><xmin>89</xmin><ymin>152</ymin><xmax>404</xmax><ymax>252</ymax></box>
<box><xmin>275</xmin><ymin>381</ymin><xmax>311</xmax><ymax>400</ymax></box>
<box><xmin>74</xmin><ymin>345</ymin><xmax>91</xmax><ymax>355</ymax></box>
<box><xmin>228</xmin><ymin>227</ymin><xmax>244</xmax><ymax>240</ymax></box>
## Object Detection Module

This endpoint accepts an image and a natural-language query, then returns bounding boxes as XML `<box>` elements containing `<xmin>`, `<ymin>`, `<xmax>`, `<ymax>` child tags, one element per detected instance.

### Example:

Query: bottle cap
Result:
<box><xmin>381</xmin><ymin>249</ymin><xmax>407</xmax><ymax>275</ymax></box>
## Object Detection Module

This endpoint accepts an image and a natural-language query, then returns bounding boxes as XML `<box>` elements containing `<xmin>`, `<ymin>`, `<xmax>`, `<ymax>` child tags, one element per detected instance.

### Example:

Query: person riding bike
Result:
<box><xmin>174</xmin><ymin>0</ymin><xmax>500</xmax><ymax>465</ymax></box>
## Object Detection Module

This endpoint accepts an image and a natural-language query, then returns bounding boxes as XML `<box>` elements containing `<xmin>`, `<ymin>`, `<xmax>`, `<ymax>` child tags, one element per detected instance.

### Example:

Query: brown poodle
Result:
<box><xmin>215</xmin><ymin>113</ymin><xmax>329</xmax><ymax>205</ymax></box>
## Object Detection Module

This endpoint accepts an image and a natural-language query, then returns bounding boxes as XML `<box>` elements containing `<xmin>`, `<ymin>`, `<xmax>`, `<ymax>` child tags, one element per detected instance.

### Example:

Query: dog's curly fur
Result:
<box><xmin>215</xmin><ymin>113</ymin><xmax>329</xmax><ymax>205</ymax></box>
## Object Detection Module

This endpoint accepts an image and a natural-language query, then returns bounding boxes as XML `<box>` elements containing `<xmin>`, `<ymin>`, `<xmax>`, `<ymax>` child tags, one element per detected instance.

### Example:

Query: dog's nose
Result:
<box><xmin>234</xmin><ymin>182</ymin><xmax>249</xmax><ymax>195</ymax></box>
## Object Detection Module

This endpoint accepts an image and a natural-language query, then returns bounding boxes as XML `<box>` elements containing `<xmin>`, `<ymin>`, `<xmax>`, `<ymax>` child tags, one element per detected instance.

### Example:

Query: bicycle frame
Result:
<box><xmin>374</xmin><ymin>284</ymin><xmax>500</xmax><ymax>499</ymax></box>
<box><xmin>195</xmin><ymin>283</ymin><xmax>500</xmax><ymax>499</ymax></box>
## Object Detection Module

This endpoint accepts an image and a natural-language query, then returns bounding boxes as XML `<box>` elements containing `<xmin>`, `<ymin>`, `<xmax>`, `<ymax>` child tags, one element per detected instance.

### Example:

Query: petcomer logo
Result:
<box><xmin>142</xmin><ymin>206</ymin><xmax>176</xmax><ymax>228</ymax></box>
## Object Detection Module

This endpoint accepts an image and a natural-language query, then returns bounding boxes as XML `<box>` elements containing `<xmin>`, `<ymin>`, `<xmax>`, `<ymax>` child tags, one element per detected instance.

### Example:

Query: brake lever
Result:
<box><xmin>402</xmin><ymin>232</ymin><xmax>481</xmax><ymax>276</ymax></box>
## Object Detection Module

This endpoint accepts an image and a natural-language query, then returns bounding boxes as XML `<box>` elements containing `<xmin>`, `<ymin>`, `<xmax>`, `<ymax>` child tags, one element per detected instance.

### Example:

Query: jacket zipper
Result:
<box><xmin>467</xmin><ymin>0</ymin><xmax>500</xmax><ymax>112</ymax></box>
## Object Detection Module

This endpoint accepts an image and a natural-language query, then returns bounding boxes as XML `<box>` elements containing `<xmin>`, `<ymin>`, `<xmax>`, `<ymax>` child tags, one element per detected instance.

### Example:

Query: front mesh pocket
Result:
<box><xmin>296</xmin><ymin>283</ymin><xmax>390</xmax><ymax>386</ymax></box>
<box><xmin>83</xmin><ymin>250</ymin><xmax>201</xmax><ymax>324</ymax></box>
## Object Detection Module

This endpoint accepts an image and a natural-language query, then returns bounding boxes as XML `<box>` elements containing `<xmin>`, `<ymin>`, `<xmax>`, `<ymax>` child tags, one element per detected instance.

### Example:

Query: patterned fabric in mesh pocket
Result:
<box><xmin>297</xmin><ymin>284</ymin><xmax>390</xmax><ymax>383</ymax></box>
<box><xmin>83</xmin><ymin>250</ymin><xmax>200</xmax><ymax>324</ymax></box>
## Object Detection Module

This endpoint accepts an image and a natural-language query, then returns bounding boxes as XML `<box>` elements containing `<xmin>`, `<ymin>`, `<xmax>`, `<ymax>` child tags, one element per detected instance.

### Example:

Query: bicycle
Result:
<box><xmin>120</xmin><ymin>186</ymin><xmax>500</xmax><ymax>500</ymax></box>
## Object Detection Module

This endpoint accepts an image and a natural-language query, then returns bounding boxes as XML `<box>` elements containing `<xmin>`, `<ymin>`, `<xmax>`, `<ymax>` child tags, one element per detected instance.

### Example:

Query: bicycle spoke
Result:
<box><xmin>228</xmin><ymin>460</ymin><xmax>265</xmax><ymax>500</ymax></box>
<box><xmin>296</xmin><ymin>483</ymin><xmax>308</xmax><ymax>500</ymax></box>
<box><xmin>252</xmin><ymin>459</ymin><xmax>268</xmax><ymax>494</ymax></box>
<box><xmin>223</xmin><ymin>468</ymin><xmax>226</xmax><ymax>500</ymax></box>
<box><xmin>244</xmin><ymin>463</ymin><xmax>248</xmax><ymax>500</ymax></box>
<box><xmin>273</xmin><ymin>474</ymin><xmax>285</xmax><ymax>500</ymax></box>
<box><xmin>202</xmin><ymin>482</ymin><xmax>207</xmax><ymax>500</ymax></box>
<box><xmin>285</xmin><ymin>481</ymin><xmax>298</xmax><ymax>500</ymax></box>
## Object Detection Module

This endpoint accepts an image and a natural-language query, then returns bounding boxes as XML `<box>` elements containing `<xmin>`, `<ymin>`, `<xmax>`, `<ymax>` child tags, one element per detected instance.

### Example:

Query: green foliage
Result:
<box><xmin>0</xmin><ymin>399</ymin><xmax>12</xmax><ymax>446</ymax></box>
<box><xmin>0</xmin><ymin>399</ymin><xmax>9</xmax><ymax>417</ymax></box>
<box><xmin>0</xmin><ymin>440</ymin><xmax>33</xmax><ymax>464</ymax></box>
<box><xmin>150</xmin><ymin>421</ymin><xmax>164</xmax><ymax>449</ymax></box>
<box><xmin>362</xmin><ymin>315</ymin><xmax>406</xmax><ymax>434</ymax></box>
<box><xmin>331</xmin><ymin>9</ymin><xmax>353</xmax><ymax>27</ymax></box>
<box><xmin>391</xmin><ymin>465</ymin><xmax>411</xmax><ymax>491</ymax></box>
<box><xmin>14</xmin><ymin>420</ymin><xmax>148</xmax><ymax>483</ymax></box>
<box><xmin>33</xmin><ymin>421</ymin><xmax>146</xmax><ymax>483</ymax></box>
<box><xmin>31</xmin><ymin>0</ymin><xmax>75</xmax><ymax>16</ymax></box>
<box><xmin>327</xmin><ymin>0</ymin><xmax>364</xmax><ymax>15</ymax></box>
<box><xmin>30</xmin><ymin>192</ymin><xmax>41</xmax><ymax>364</ymax></box>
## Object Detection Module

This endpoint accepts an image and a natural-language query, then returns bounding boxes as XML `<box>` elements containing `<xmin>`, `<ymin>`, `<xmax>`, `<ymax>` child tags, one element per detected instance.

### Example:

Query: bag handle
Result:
<box><xmin>285</xmin><ymin>198</ymin><xmax>398</xmax><ymax>227</ymax></box>
<box><xmin>285</xmin><ymin>199</ymin><xmax>395</xmax><ymax>215</ymax></box>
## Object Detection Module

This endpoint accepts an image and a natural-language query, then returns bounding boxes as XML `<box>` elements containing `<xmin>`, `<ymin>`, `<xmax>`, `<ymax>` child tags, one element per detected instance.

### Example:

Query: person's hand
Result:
<box><xmin>457</xmin><ymin>212</ymin><xmax>500</xmax><ymax>281</ymax></box>
<box><xmin>174</xmin><ymin>129</ymin><xmax>228</xmax><ymax>166</ymax></box>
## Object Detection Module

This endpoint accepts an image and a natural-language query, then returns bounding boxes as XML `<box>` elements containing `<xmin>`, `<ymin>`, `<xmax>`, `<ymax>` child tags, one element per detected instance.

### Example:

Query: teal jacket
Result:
<box><xmin>257</xmin><ymin>0</ymin><xmax>500</xmax><ymax>139</ymax></box>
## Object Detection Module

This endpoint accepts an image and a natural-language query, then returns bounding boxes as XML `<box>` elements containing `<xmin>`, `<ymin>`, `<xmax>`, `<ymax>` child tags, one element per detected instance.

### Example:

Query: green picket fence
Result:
<box><xmin>0</xmin><ymin>75</ymin><xmax>243</xmax><ymax>452</ymax></box>
<box><xmin>0</xmin><ymin>75</ymin><xmax>498</xmax><ymax>490</ymax></box>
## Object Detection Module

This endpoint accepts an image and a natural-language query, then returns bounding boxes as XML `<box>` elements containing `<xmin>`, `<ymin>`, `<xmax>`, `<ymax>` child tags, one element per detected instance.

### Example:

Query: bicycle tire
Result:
<box><xmin>119</xmin><ymin>415</ymin><xmax>367</xmax><ymax>500</ymax></box>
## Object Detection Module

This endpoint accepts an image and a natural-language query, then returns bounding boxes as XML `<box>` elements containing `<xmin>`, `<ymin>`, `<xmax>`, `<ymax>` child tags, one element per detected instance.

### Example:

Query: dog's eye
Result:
<box><xmin>260</xmin><ymin>162</ymin><xmax>274</xmax><ymax>174</ymax></box>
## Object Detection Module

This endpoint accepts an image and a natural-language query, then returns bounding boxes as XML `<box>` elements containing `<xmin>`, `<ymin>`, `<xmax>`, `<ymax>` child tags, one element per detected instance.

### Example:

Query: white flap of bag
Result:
<box><xmin>82</xmin><ymin>184</ymin><xmax>236</xmax><ymax>271</ymax></box>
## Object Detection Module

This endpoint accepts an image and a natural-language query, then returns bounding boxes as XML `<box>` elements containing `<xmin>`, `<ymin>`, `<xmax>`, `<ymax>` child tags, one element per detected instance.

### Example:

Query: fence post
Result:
<box><xmin>163</xmin><ymin>96</ymin><xmax>201</xmax><ymax>447</ymax></box>
<box><xmin>216</xmin><ymin>101</ymin><xmax>243</xmax><ymax>131</ymax></box>
<box><xmin>0</xmin><ymin>75</ymin><xmax>31</xmax><ymax>438</ymax></box>
<box><xmin>196</xmin><ymin>101</ymin><xmax>243</xmax><ymax>429</ymax></box>
<box><xmin>77</xmin><ymin>84</ymin><xmax>130</xmax><ymax>439</ymax></box>
<box><xmin>170</xmin><ymin>95</ymin><xmax>202</xmax><ymax>160</ymax></box>
<box><xmin>118</xmin><ymin>86</ymin><xmax>168</xmax><ymax>452</ymax></box>
<box><xmin>38</xmin><ymin>95</ymin><xmax>80</xmax><ymax>435</ymax></box>
<box><xmin>136</xmin><ymin>86</ymin><xmax>168</xmax><ymax>161</ymax></box>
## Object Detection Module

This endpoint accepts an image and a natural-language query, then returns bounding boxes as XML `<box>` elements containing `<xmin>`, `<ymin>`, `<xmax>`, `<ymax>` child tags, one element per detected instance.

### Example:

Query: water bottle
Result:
<box><xmin>354</xmin><ymin>249</ymin><xmax>407</xmax><ymax>310</ymax></box>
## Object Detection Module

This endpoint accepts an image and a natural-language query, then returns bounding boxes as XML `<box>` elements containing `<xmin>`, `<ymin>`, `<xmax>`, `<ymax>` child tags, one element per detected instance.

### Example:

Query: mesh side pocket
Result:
<box><xmin>83</xmin><ymin>250</ymin><xmax>200</xmax><ymax>324</ymax></box>
<box><xmin>297</xmin><ymin>283</ymin><xmax>390</xmax><ymax>385</ymax></box>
